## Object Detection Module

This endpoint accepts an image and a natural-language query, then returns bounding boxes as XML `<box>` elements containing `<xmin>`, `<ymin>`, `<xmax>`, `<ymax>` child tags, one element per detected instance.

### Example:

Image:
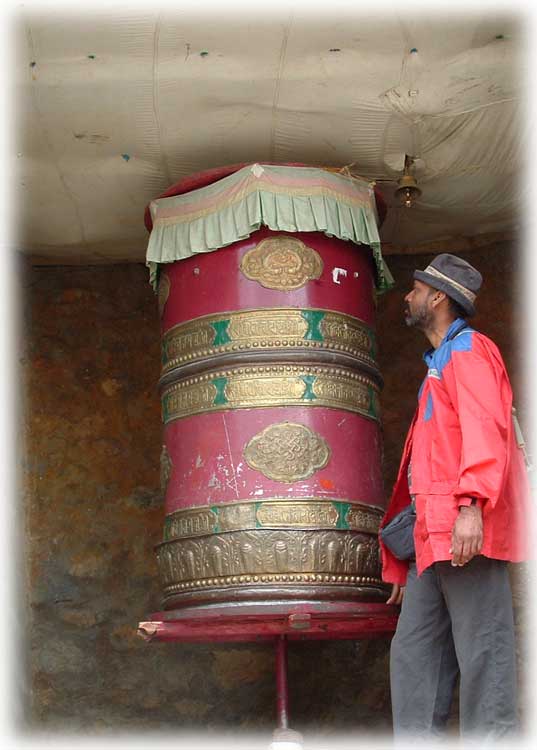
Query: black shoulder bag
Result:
<box><xmin>380</xmin><ymin>505</ymin><xmax>416</xmax><ymax>561</ymax></box>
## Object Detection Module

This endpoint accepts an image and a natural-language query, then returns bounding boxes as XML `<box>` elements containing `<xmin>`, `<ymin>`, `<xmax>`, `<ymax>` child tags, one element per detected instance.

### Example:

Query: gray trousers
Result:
<box><xmin>390</xmin><ymin>555</ymin><xmax>518</xmax><ymax>741</ymax></box>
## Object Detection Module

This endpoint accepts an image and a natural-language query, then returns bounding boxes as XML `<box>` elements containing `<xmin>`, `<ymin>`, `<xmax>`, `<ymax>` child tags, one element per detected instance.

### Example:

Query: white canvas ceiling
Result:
<box><xmin>12</xmin><ymin>4</ymin><xmax>526</xmax><ymax>262</ymax></box>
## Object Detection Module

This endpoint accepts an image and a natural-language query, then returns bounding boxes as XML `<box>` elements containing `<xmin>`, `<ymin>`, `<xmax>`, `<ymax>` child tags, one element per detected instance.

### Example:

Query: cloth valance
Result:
<box><xmin>146</xmin><ymin>163</ymin><xmax>394</xmax><ymax>291</ymax></box>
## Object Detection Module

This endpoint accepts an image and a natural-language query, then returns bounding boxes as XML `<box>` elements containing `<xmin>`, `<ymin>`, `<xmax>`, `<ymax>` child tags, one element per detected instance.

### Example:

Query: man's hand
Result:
<box><xmin>450</xmin><ymin>504</ymin><xmax>483</xmax><ymax>566</ymax></box>
<box><xmin>386</xmin><ymin>583</ymin><xmax>405</xmax><ymax>605</ymax></box>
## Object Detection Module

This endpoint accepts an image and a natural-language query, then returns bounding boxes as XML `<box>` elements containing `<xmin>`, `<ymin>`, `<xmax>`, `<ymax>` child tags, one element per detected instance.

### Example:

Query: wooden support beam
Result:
<box><xmin>381</xmin><ymin>230</ymin><xmax>518</xmax><ymax>255</ymax></box>
<box><xmin>21</xmin><ymin>230</ymin><xmax>517</xmax><ymax>266</ymax></box>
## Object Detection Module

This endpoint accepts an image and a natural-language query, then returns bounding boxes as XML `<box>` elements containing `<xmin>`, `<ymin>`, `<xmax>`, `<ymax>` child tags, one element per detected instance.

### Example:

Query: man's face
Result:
<box><xmin>404</xmin><ymin>280</ymin><xmax>436</xmax><ymax>329</ymax></box>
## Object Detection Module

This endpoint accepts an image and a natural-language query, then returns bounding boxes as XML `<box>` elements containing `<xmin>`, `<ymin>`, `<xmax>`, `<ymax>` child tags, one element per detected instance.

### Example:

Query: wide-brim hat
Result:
<box><xmin>414</xmin><ymin>253</ymin><xmax>482</xmax><ymax>317</ymax></box>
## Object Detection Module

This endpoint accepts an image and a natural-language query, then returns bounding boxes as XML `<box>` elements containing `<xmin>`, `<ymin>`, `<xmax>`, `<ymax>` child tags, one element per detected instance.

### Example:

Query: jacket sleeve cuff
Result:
<box><xmin>457</xmin><ymin>496</ymin><xmax>484</xmax><ymax>509</ymax></box>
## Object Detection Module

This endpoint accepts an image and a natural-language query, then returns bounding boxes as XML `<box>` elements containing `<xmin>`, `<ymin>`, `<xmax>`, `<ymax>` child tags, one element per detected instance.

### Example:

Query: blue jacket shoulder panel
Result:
<box><xmin>428</xmin><ymin>327</ymin><xmax>475</xmax><ymax>377</ymax></box>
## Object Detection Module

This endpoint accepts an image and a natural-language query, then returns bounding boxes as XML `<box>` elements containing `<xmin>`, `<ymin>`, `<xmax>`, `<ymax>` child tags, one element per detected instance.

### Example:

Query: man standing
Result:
<box><xmin>379</xmin><ymin>253</ymin><xmax>529</xmax><ymax>740</ymax></box>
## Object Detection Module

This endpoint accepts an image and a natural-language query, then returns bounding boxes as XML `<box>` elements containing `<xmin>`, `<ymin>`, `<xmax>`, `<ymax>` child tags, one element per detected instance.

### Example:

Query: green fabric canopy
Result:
<box><xmin>146</xmin><ymin>164</ymin><xmax>394</xmax><ymax>292</ymax></box>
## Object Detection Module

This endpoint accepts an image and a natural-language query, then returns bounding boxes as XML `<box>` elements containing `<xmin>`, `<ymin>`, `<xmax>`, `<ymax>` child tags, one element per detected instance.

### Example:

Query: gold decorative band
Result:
<box><xmin>422</xmin><ymin>265</ymin><xmax>476</xmax><ymax>304</ymax></box>
<box><xmin>161</xmin><ymin>572</ymin><xmax>385</xmax><ymax>598</ymax></box>
<box><xmin>161</xmin><ymin>364</ymin><xmax>380</xmax><ymax>423</ymax></box>
<box><xmin>156</xmin><ymin>528</ymin><xmax>382</xmax><ymax>592</ymax></box>
<box><xmin>162</xmin><ymin>499</ymin><xmax>383</xmax><ymax>541</ymax></box>
<box><xmin>161</xmin><ymin>308</ymin><xmax>377</xmax><ymax>375</ymax></box>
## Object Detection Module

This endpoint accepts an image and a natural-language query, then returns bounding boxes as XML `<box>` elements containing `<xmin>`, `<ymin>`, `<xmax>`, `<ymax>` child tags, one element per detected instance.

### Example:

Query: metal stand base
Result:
<box><xmin>271</xmin><ymin>636</ymin><xmax>303</xmax><ymax>749</ymax></box>
<box><xmin>269</xmin><ymin>728</ymin><xmax>304</xmax><ymax>750</ymax></box>
<box><xmin>138</xmin><ymin>600</ymin><xmax>398</xmax><ymax>747</ymax></box>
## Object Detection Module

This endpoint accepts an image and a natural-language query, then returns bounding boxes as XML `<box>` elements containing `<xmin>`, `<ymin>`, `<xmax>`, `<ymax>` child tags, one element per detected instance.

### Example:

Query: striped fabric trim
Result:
<box><xmin>423</xmin><ymin>266</ymin><xmax>476</xmax><ymax>304</ymax></box>
<box><xmin>151</xmin><ymin>165</ymin><xmax>374</xmax><ymax>224</ymax></box>
<box><xmin>146</xmin><ymin>164</ymin><xmax>394</xmax><ymax>293</ymax></box>
<box><xmin>152</xmin><ymin>181</ymin><xmax>371</xmax><ymax>227</ymax></box>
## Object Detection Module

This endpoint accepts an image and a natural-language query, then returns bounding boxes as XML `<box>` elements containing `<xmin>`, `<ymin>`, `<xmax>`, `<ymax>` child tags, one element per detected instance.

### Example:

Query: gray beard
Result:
<box><xmin>404</xmin><ymin>306</ymin><xmax>434</xmax><ymax>330</ymax></box>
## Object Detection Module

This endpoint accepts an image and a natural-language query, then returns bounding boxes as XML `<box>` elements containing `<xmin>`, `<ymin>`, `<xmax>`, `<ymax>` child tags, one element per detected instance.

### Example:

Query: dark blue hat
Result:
<box><xmin>414</xmin><ymin>253</ymin><xmax>482</xmax><ymax>317</ymax></box>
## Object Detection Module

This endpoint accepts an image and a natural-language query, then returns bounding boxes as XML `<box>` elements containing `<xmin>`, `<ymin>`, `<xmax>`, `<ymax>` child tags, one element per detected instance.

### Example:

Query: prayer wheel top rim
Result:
<box><xmin>143</xmin><ymin>162</ymin><xmax>387</xmax><ymax>233</ymax></box>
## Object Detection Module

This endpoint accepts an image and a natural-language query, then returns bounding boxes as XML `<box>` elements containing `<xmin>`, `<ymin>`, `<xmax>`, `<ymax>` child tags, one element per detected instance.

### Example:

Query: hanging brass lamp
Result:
<box><xmin>395</xmin><ymin>155</ymin><xmax>422</xmax><ymax>208</ymax></box>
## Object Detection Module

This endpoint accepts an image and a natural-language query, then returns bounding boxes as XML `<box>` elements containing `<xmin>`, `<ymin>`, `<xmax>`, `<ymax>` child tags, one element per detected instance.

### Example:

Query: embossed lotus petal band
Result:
<box><xmin>156</xmin><ymin>529</ymin><xmax>384</xmax><ymax>605</ymax></box>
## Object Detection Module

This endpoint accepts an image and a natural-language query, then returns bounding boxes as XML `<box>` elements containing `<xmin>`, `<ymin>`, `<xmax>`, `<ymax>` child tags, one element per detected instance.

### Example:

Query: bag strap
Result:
<box><xmin>512</xmin><ymin>406</ymin><xmax>534</xmax><ymax>474</ymax></box>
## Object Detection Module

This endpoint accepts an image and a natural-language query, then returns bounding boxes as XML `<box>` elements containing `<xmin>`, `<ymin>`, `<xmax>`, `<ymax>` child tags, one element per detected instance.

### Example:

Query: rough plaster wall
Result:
<box><xmin>20</xmin><ymin>241</ymin><xmax>528</xmax><ymax>737</ymax></box>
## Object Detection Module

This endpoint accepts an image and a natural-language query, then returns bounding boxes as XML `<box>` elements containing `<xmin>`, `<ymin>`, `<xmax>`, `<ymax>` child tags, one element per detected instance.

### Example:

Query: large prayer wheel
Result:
<box><xmin>146</xmin><ymin>163</ymin><xmax>393</xmax><ymax>610</ymax></box>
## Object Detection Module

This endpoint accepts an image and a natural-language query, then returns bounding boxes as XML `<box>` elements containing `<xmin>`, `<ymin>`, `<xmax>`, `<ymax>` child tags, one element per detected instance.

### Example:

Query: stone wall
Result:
<box><xmin>20</xmin><ymin>240</ymin><xmax>529</xmax><ymax>740</ymax></box>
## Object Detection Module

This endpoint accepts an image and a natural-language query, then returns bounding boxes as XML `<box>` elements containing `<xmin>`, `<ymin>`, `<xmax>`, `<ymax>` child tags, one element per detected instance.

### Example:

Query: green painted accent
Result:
<box><xmin>162</xmin><ymin>396</ymin><xmax>169</xmax><ymax>424</ymax></box>
<box><xmin>255</xmin><ymin>502</ymin><xmax>263</xmax><ymax>529</ymax></box>
<box><xmin>161</xmin><ymin>339</ymin><xmax>168</xmax><ymax>365</ymax></box>
<box><xmin>211</xmin><ymin>319</ymin><xmax>232</xmax><ymax>346</ymax></box>
<box><xmin>336</xmin><ymin>502</ymin><xmax>352</xmax><ymax>529</ymax></box>
<box><xmin>301</xmin><ymin>310</ymin><xmax>325</xmax><ymax>341</ymax></box>
<box><xmin>368</xmin><ymin>329</ymin><xmax>377</xmax><ymax>359</ymax></box>
<box><xmin>163</xmin><ymin>516</ymin><xmax>172</xmax><ymax>541</ymax></box>
<box><xmin>301</xmin><ymin>375</ymin><xmax>317</xmax><ymax>401</ymax></box>
<box><xmin>212</xmin><ymin>377</ymin><xmax>229</xmax><ymax>406</ymax></box>
<box><xmin>210</xmin><ymin>506</ymin><xmax>221</xmax><ymax>533</ymax></box>
<box><xmin>367</xmin><ymin>386</ymin><xmax>378</xmax><ymax>419</ymax></box>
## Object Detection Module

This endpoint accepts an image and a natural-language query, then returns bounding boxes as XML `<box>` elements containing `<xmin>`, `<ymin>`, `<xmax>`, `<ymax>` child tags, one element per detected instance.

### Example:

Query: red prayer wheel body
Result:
<box><xmin>151</xmin><ymin>167</ymin><xmax>389</xmax><ymax>610</ymax></box>
<box><xmin>145</xmin><ymin>165</ymin><xmax>386</xmax><ymax>610</ymax></box>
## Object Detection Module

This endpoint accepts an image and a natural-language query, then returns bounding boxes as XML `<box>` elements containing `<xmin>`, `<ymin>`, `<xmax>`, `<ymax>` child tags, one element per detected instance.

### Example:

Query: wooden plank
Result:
<box><xmin>381</xmin><ymin>230</ymin><xmax>517</xmax><ymax>255</ymax></box>
<box><xmin>22</xmin><ymin>230</ymin><xmax>517</xmax><ymax>265</ymax></box>
<box><xmin>137</xmin><ymin>602</ymin><xmax>399</xmax><ymax>643</ymax></box>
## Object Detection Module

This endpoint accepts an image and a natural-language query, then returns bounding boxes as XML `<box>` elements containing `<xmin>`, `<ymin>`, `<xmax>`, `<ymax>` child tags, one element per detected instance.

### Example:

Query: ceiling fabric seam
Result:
<box><xmin>24</xmin><ymin>19</ymin><xmax>89</xmax><ymax>247</ymax></box>
<box><xmin>152</xmin><ymin>14</ymin><xmax>172</xmax><ymax>186</ymax></box>
<box><xmin>394</xmin><ymin>14</ymin><xmax>415</xmax><ymax>88</ymax></box>
<box><xmin>270</xmin><ymin>14</ymin><xmax>293</xmax><ymax>162</ymax></box>
<box><xmin>16</xmin><ymin>16</ymin><xmax>521</xmax><ymax>257</ymax></box>
<box><xmin>427</xmin><ymin>97</ymin><xmax>517</xmax><ymax>118</ymax></box>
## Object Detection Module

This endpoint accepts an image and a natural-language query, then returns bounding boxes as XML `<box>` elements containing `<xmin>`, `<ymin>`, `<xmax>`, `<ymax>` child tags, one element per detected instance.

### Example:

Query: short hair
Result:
<box><xmin>447</xmin><ymin>295</ymin><xmax>467</xmax><ymax>320</ymax></box>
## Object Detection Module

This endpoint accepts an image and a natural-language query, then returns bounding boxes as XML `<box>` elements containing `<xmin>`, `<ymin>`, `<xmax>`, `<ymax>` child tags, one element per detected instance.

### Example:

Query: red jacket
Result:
<box><xmin>380</xmin><ymin>319</ymin><xmax>530</xmax><ymax>585</ymax></box>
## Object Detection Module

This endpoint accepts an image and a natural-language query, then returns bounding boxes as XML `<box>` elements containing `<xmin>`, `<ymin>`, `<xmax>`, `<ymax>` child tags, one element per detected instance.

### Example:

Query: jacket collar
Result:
<box><xmin>423</xmin><ymin>317</ymin><xmax>467</xmax><ymax>366</ymax></box>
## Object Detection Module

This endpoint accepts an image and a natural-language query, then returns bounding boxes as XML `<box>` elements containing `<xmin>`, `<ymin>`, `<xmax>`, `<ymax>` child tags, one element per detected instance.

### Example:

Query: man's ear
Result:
<box><xmin>431</xmin><ymin>290</ymin><xmax>448</xmax><ymax>308</ymax></box>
